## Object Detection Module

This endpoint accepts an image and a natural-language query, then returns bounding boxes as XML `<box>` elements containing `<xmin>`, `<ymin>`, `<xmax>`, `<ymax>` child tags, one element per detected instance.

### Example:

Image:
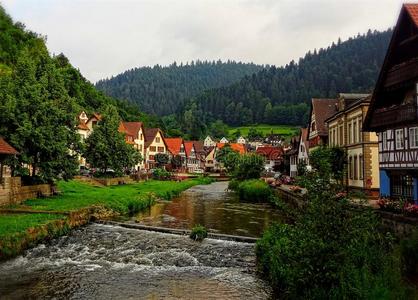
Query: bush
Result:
<box><xmin>190</xmin><ymin>225</ymin><xmax>208</xmax><ymax>241</ymax></box>
<box><xmin>152</xmin><ymin>168</ymin><xmax>171</xmax><ymax>180</ymax></box>
<box><xmin>401</xmin><ymin>230</ymin><xmax>418</xmax><ymax>276</ymax></box>
<box><xmin>236</xmin><ymin>179</ymin><xmax>272</xmax><ymax>202</ymax></box>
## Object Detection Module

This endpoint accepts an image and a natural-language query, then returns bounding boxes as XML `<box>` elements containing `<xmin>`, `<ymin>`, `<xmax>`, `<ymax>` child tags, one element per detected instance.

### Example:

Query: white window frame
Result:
<box><xmin>409</xmin><ymin>127</ymin><xmax>418</xmax><ymax>149</ymax></box>
<box><xmin>395</xmin><ymin>129</ymin><xmax>404</xmax><ymax>150</ymax></box>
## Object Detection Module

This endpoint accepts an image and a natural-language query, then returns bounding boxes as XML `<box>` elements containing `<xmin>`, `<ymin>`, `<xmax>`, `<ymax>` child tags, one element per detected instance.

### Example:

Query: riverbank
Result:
<box><xmin>0</xmin><ymin>177</ymin><xmax>212</xmax><ymax>260</ymax></box>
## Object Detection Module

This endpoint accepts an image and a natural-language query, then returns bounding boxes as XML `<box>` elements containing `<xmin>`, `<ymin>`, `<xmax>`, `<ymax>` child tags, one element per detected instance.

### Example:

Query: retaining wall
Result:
<box><xmin>0</xmin><ymin>177</ymin><xmax>52</xmax><ymax>207</ymax></box>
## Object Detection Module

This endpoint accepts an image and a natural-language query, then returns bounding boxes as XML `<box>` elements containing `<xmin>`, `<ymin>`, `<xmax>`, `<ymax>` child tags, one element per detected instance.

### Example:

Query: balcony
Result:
<box><xmin>384</xmin><ymin>59</ymin><xmax>418</xmax><ymax>88</ymax></box>
<box><xmin>369</xmin><ymin>103</ymin><xmax>418</xmax><ymax>129</ymax></box>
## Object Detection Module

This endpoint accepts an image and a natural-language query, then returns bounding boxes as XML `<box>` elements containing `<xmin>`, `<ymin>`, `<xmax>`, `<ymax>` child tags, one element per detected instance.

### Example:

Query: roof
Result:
<box><xmin>192</xmin><ymin>141</ymin><xmax>204</xmax><ymax>153</ymax></box>
<box><xmin>364</xmin><ymin>4</ymin><xmax>418</xmax><ymax>130</ymax></box>
<box><xmin>184</xmin><ymin>141</ymin><xmax>195</xmax><ymax>157</ymax></box>
<box><xmin>338</xmin><ymin>93</ymin><xmax>370</xmax><ymax>100</ymax></box>
<box><xmin>121</xmin><ymin>122</ymin><xmax>143</xmax><ymax>137</ymax></box>
<box><xmin>144</xmin><ymin>128</ymin><xmax>164</xmax><ymax>148</ymax></box>
<box><xmin>165</xmin><ymin>138</ymin><xmax>184</xmax><ymax>155</ymax></box>
<box><xmin>256</xmin><ymin>146</ymin><xmax>283</xmax><ymax>160</ymax></box>
<box><xmin>405</xmin><ymin>3</ymin><xmax>418</xmax><ymax>26</ymax></box>
<box><xmin>0</xmin><ymin>138</ymin><xmax>18</xmax><ymax>155</ymax></box>
<box><xmin>310</xmin><ymin>98</ymin><xmax>339</xmax><ymax>136</ymax></box>
<box><xmin>77</xmin><ymin>121</ymin><xmax>90</xmax><ymax>131</ymax></box>
<box><xmin>216</xmin><ymin>142</ymin><xmax>246</xmax><ymax>154</ymax></box>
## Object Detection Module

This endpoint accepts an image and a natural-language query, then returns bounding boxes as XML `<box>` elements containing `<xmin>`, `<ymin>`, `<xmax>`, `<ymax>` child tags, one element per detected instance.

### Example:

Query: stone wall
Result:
<box><xmin>94</xmin><ymin>176</ymin><xmax>133</xmax><ymax>186</ymax></box>
<box><xmin>0</xmin><ymin>177</ymin><xmax>52</xmax><ymax>207</ymax></box>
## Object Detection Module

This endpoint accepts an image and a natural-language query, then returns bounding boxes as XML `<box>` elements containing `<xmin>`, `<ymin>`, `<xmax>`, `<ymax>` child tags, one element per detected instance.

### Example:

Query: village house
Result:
<box><xmin>204</xmin><ymin>136</ymin><xmax>216</xmax><ymax>147</ymax></box>
<box><xmin>184</xmin><ymin>141</ymin><xmax>200</xmax><ymax>173</ymax></box>
<box><xmin>364</xmin><ymin>4</ymin><xmax>418</xmax><ymax>202</ymax></box>
<box><xmin>297</xmin><ymin>128</ymin><xmax>309</xmax><ymax>169</ymax></box>
<box><xmin>85</xmin><ymin>113</ymin><xmax>102</xmax><ymax>131</ymax></box>
<box><xmin>192</xmin><ymin>141</ymin><xmax>206</xmax><ymax>170</ymax></box>
<box><xmin>204</xmin><ymin>146</ymin><xmax>216</xmax><ymax>172</ymax></box>
<box><xmin>219</xmin><ymin>137</ymin><xmax>229</xmax><ymax>144</ymax></box>
<box><xmin>165</xmin><ymin>137</ymin><xmax>187</xmax><ymax>172</ymax></box>
<box><xmin>0</xmin><ymin>137</ymin><xmax>18</xmax><ymax>181</ymax></box>
<box><xmin>144</xmin><ymin>128</ymin><xmax>167</xmax><ymax>170</ymax></box>
<box><xmin>256</xmin><ymin>146</ymin><xmax>284</xmax><ymax>172</ymax></box>
<box><xmin>326</xmin><ymin>93</ymin><xmax>380</xmax><ymax>197</ymax></box>
<box><xmin>236</xmin><ymin>136</ymin><xmax>246</xmax><ymax>144</ymax></box>
<box><xmin>307</xmin><ymin>98</ymin><xmax>339</xmax><ymax>153</ymax></box>
<box><xmin>287</xmin><ymin>136</ymin><xmax>299</xmax><ymax>178</ymax></box>
<box><xmin>264</xmin><ymin>133</ymin><xmax>282</xmax><ymax>147</ymax></box>
<box><xmin>119</xmin><ymin>122</ymin><xmax>146</xmax><ymax>171</ymax></box>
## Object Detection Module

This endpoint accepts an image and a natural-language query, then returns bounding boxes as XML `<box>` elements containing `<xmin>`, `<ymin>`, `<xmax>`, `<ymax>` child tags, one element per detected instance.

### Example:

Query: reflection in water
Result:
<box><xmin>0</xmin><ymin>224</ymin><xmax>271</xmax><ymax>299</ymax></box>
<box><xmin>136</xmin><ymin>181</ymin><xmax>283</xmax><ymax>237</ymax></box>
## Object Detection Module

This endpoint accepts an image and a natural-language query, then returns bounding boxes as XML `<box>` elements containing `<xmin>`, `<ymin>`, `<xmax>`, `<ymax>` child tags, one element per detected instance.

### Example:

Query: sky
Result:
<box><xmin>1</xmin><ymin>0</ymin><xmax>405</xmax><ymax>83</ymax></box>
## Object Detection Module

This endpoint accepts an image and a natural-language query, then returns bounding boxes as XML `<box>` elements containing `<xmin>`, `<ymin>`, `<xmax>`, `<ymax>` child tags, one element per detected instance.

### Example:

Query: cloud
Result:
<box><xmin>1</xmin><ymin>0</ymin><xmax>403</xmax><ymax>82</ymax></box>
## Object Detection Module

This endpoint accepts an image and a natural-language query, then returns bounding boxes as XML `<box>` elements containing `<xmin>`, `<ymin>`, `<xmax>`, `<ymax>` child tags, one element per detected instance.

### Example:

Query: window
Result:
<box><xmin>156</xmin><ymin>137</ymin><xmax>160</xmax><ymax>143</ymax></box>
<box><xmin>395</xmin><ymin>129</ymin><xmax>404</xmax><ymax>149</ymax></box>
<box><xmin>358</xmin><ymin>117</ymin><xmax>363</xmax><ymax>142</ymax></box>
<box><xmin>150</xmin><ymin>146</ymin><xmax>156</xmax><ymax>152</ymax></box>
<box><xmin>349</xmin><ymin>156</ymin><xmax>353</xmax><ymax>179</ymax></box>
<box><xmin>354</xmin><ymin>155</ymin><xmax>358</xmax><ymax>180</ymax></box>
<box><xmin>311</xmin><ymin>121</ymin><xmax>316</xmax><ymax>132</ymax></box>
<box><xmin>391</xmin><ymin>174</ymin><xmax>413</xmax><ymax>199</ymax></box>
<box><xmin>339</xmin><ymin>125</ymin><xmax>344</xmax><ymax>146</ymax></box>
<box><xmin>157</xmin><ymin>147</ymin><xmax>164</xmax><ymax>153</ymax></box>
<box><xmin>348</xmin><ymin>123</ymin><xmax>352</xmax><ymax>144</ymax></box>
<box><xmin>409</xmin><ymin>127</ymin><xmax>418</xmax><ymax>149</ymax></box>
<box><xmin>353</xmin><ymin>120</ymin><xmax>357</xmax><ymax>143</ymax></box>
<box><xmin>382</xmin><ymin>131</ymin><xmax>388</xmax><ymax>151</ymax></box>
<box><xmin>359</xmin><ymin>155</ymin><xmax>363</xmax><ymax>180</ymax></box>
<box><xmin>140</xmin><ymin>134</ymin><xmax>143</xmax><ymax>140</ymax></box>
<box><xmin>139</xmin><ymin>145</ymin><xmax>142</xmax><ymax>151</ymax></box>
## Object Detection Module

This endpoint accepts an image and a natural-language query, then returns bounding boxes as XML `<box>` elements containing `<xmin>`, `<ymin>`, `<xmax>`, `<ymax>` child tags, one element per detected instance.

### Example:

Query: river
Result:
<box><xmin>0</xmin><ymin>182</ymin><xmax>281</xmax><ymax>299</ymax></box>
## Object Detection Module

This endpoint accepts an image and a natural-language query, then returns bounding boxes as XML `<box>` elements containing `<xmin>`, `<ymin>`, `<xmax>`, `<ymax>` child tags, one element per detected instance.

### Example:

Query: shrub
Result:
<box><xmin>236</xmin><ymin>179</ymin><xmax>272</xmax><ymax>202</ymax></box>
<box><xmin>190</xmin><ymin>225</ymin><xmax>208</xmax><ymax>241</ymax></box>
<box><xmin>401</xmin><ymin>230</ymin><xmax>418</xmax><ymax>276</ymax></box>
<box><xmin>152</xmin><ymin>168</ymin><xmax>171</xmax><ymax>180</ymax></box>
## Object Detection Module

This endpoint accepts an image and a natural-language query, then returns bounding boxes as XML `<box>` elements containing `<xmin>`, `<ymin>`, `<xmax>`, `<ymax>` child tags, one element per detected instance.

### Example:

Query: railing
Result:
<box><xmin>369</xmin><ymin>103</ymin><xmax>418</xmax><ymax>128</ymax></box>
<box><xmin>384</xmin><ymin>59</ymin><xmax>418</xmax><ymax>88</ymax></box>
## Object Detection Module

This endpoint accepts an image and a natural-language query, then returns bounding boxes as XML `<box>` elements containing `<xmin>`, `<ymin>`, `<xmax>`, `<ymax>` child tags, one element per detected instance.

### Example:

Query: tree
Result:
<box><xmin>233</xmin><ymin>153</ymin><xmax>265</xmax><ymax>180</ymax></box>
<box><xmin>84</xmin><ymin>105</ymin><xmax>140</xmax><ymax>176</ymax></box>
<box><xmin>215</xmin><ymin>144</ymin><xmax>239</xmax><ymax>173</ymax></box>
<box><xmin>209</xmin><ymin>120</ymin><xmax>229</xmax><ymax>139</ymax></box>
<box><xmin>155</xmin><ymin>153</ymin><xmax>169</xmax><ymax>168</ymax></box>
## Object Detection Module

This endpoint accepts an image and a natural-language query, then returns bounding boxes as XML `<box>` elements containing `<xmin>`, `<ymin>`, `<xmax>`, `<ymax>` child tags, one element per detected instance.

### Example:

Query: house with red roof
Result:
<box><xmin>165</xmin><ymin>137</ymin><xmax>187</xmax><ymax>171</ymax></box>
<box><xmin>184</xmin><ymin>141</ymin><xmax>200</xmax><ymax>173</ymax></box>
<box><xmin>119</xmin><ymin>121</ymin><xmax>146</xmax><ymax>170</ymax></box>
<box><xmin>307</xmin><ymin>98</ymin><xmax>339</xmax><ymax>153</ymax></box>
<box><xmin>0</xmin><ymin>137</ymin><xmax>18</xmax><ymax>180</ymax></box>
<box><xmin>144</xmin><ymin>128</ymin><xmax>167</xmax><ymax>169</ymax></box>
<box><xmin>364</xmin><ymin>4</ymin><xmax>418</xmax><ymax>202</ymax></box>
<box><xmin>216</xmin><ymin>143</ymin><xmax>246</xmax><ymax>154</ymax></box>
<box><xmin>256</xmin><ymin>146</ymin><xmax>284</xmax><ymax>172</ymax></box>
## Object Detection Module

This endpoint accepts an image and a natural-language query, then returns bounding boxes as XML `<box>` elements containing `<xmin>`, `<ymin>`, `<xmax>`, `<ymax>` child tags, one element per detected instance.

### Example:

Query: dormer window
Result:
<box><xmin>156</xmin><ymin>137</ymin><xmax>161</xmax><ymax>143</ymax></box>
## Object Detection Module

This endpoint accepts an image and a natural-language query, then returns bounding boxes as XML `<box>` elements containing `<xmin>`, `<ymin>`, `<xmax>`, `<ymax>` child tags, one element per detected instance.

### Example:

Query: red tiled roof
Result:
<box><xmin>311</xmin><ymin>98</ymin><xmax>338</xmax><ymax>136</ymax></box>
<box><xmin>121</xmin><ymin>122</ymin><xmax>143</xmax><ymax>138</ymax></box>
<box><xmin>184</xmin><ymin>141</ymin><xmax>195</xmax><ymax>157</ymax></box>
<box><xmin>405</xmin><ymin>4</ymin><xmax>418</xmax><ymax>27</ymax></box>
<box><xmin>216</xmin><ymin>143</ymin><xmax>246</xmax><ymax>154</ymax></box>
<box><xmin>165</xmin><ymin>138</ymin><xmax>183</xmax><ymax>155</ymax></box>
<box><xmin>256</xmin><ymin>146</ymin><xmax>283</xmax><ymax>160</ymax></box>
<box><xmin>0</xmin><ymin>138</ymin><xmax>18</xmax><ymax>155</ymax></box>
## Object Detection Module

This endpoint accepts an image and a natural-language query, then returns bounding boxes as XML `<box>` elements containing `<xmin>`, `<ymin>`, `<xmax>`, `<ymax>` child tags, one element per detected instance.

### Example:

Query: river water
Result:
<box><xmin>0</xmin><ymin>182</ymin><xmax>280</xmax><ymax>299</ymax></box>
<box><xmin>135</xmin><ymin>181</ymin><xmax>283</xmax><ymax>238</ymax></box>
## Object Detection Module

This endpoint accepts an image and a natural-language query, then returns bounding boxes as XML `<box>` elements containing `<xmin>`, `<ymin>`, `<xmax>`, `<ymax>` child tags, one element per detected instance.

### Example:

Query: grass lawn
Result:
<box><xmin>228</xmin><ymin>124</ymin><xmax>299</xmax><ymax>140</ymax></box>
<box><xmin>22</xmin><ymin>177</ymin><xmax>212</xmax><ymax>214</ymax></box>
<box><xmin>0</xmin><ymin>213</ymin><xmax>66</xmax><ymax>239</ymax></box>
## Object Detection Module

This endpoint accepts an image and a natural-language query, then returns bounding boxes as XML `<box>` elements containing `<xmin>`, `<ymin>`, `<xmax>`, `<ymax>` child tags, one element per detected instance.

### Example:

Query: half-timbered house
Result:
<box><xmin>364</xmin><ymin>4</ymin><xmax>418</xmax><ymax>201</ymax></box>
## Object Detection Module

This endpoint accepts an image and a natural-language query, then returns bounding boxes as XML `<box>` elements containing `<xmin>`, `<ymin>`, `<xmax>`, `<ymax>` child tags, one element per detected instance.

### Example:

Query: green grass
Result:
<box><xmin>22</xmin><ymin>177</ymin><xmax>213</xmax><ymax>214</ymax></box>
<box><xmin>228</xmin><ymin>124</ymin><xmax>298</xmax><ymax>139</ymax></box>
<box><xmin>0</xmin><ymin>213</ymin><xmax>66</xmax><ymax>238</ymax></box>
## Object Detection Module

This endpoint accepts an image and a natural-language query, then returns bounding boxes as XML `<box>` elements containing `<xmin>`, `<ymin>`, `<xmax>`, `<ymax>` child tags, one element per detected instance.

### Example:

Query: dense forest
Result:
<box><xmin>0</xmin><ymin>5</ymin><xmax>144</xmax><ymax>181</ymax></box>
<box><xmin>180</xmin><ymin>29</ymin><xmax>392</xmax><ymax>130</ymax></box>
<box><xmin>95</xmin><ymin>61</ymin><xmax>264</xmax><ymax>115</ymax></box>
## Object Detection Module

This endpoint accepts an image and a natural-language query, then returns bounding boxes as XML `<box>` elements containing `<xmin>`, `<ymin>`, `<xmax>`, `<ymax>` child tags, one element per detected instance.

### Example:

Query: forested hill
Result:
<box><xmin>95</xmin><ymin>61</ymin><xmax>264</xmax><ymax>116</ymax></box>
<box><xmin>182</xmin><ymin>29</ymin><xmax>392</xmax><ymax>128</ymax></box>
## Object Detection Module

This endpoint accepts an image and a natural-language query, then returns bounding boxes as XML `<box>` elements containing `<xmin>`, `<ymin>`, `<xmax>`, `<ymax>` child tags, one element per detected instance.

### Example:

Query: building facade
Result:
<box><xmin>364</xmin><ymin>4</ymin><xmax>418</xmax><ymax>202</ymax></box>
<box><xmin>326</xmin><ymin>94</ymin><xmax>380</xmax><ymax>196</ymax></box>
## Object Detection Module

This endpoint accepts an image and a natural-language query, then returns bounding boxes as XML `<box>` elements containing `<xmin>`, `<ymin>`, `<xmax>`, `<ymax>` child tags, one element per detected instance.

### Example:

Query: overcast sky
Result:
<box><xmin>1</xmin><ymin>0</ymin><xmax>405</xmax><ymax>82</ymax></box>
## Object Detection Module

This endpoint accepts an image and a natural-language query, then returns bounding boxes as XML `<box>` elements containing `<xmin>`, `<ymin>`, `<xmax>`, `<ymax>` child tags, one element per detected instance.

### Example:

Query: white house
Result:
<box><xmin>184</xmin><ymin>141</ymin><xmax>200</xmax><ymax>173</ymax></box>
<box><xmin>119</xmin><ymin>122</ymin><xmax>146</xmax><ymax>170</ymax></box>
<box><xmin>204</xmin><ymin>136</ymin><xmax>216</xmax><ymax>147</ymax></box>
<box><xmin>144</xmin><ymin>128</ymin><xmax>167</xmax><ymax>169</ymax></box>
<box><xmin>236</xmin><ymin>136</ymin><xmax>246</xmax><ymax>144</ymax></box>
<box><xmin>297</xmin><ymin>128</ymin><xmax>309</xmax><ymax>168</ymax></box>
<box><xmin>220</xmin><ymin>137</ymin><xmax>229</xmax><ymax>144</ymax></box>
